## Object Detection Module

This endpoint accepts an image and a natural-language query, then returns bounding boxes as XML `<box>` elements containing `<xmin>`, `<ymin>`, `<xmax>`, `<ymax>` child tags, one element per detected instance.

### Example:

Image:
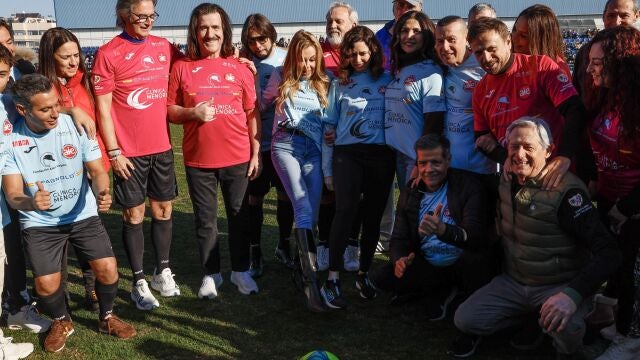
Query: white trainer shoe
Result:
<box><xmin>316</xmin><ymin>245</ymin><xmax>329</xmax><ymax>271</ymax></box>
<box><xmin>596</xmin><ymin>335</ymin><xmax>640</xmax><ymax>360</ymax></box>
<box><xmin>7</xmin><ymin>304</ymin><xmax>52</xmax><ymax>334</ymax></box>
<box><xmin>343</xmin><ymin>244</ymin><xmax>360</xmax><ymax>272</ymax></box>
<box><xmin>0</xmin><ymin>336</ymin><xmax>33</xmax><ymax>359</ymax></box>
<box><xmin>131</xmin><ymin>279</ymin><xmax>160</xmax><ymax>311</ymax></box>
<box><xmin>151</xmin><ymin>268</ymin><xmax>181</xmax><ymax>297</ymax></box>
<box><xmin>198</xmin><ymin>273</ymin><xmax>223</xmax><ymax>299</ymax></box>
<box><xmin>230</xmin><ymin>271</ymin><xmax>259</xmax><ymax>295</ymax></box>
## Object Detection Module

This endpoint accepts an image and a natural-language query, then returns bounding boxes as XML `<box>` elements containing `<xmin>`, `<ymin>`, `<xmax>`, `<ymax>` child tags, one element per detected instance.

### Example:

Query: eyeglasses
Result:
<box><xmin>130</xmin><ymin>11</ymin><xmax>159</xmax><ymax>24</ymax></box>
<box><xmin>248</xmin><ymin>36</ymin><xmax>269</xmax><ymax>45</ymax></box>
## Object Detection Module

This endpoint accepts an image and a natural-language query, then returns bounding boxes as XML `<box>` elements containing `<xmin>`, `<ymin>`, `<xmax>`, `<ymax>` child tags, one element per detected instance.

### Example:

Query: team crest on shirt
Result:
<box><xmin>208</xmin><ymin>74</ymin><xmax>221</xmax><ymax>85</ymax></box>
<box><xmin>62</xmin><ymin>144</ymin><xmax>78</xmax><ymax>159</ymax></box>
<box><xmin>141</xmin><ymin>55</ymin><xmax>155</xmax><ymax>68</ymax></box>
<box><xmin>378</xmin><ymin>85</ymin><xmax>386</xmax><ymax>94</ymax></box>
<box><xmin>158</xmin><ymin>53</ymin><xmax>167</xmax><ymax>64</ymax></box>
<box><xmin>518</xmin><ymin>86</ymin><xmax>531</xmax><ymax>100</ymax></box>
<box><xmin>604</xmin><ymin>118</ymin><xmax>612</xmax><ymax>130</ymax></box>
<box><xmin>496</xmin><ymin>95</ymin><xmax>510</xmax><ymax>111</ymax></box>
<box><xmin>404</xmin><ymin>75</ymin><xmax>416</xmax><ymax>85</ymax></box>
<box><xmin>557</xmin><ymin>73</ymin><xmax>569</xmax><ymax>83</ymax></box>
<box><xmin>360</xmin><ymin>88</ymin><xmax>372</xmax><ymax>97</ymax></box>
<box><xmin>568</xmin><ymin>193</ymin><xmax>583</xmax><ymax>207</ymax></box>
<box><xmin>463</xmin><ymin>80</ymin><xmax>477</xmax><ymax>91</ymax></box>
<box><xmin>448</xmin><ymin>85</ymin><xmax>456</xmax><ymax>94</ymax></box>
<box><xmin>225</xmin><ymin>73</ymin><xmax>236</xmax><ymax>83</ymax></box>
<box><xmin>3</xmin><ymin>119</ymin><xmax>12</xmax><ymax>135</ymax></box>
<box><xmin>93</xmin><ymin>75</ymin><xmax>101</xmax><ymax>84</ymax></box>
<box><xmin>41</xmin><ymin>152</ymin><xmax>56</xmax><ymax>168</ymax></box>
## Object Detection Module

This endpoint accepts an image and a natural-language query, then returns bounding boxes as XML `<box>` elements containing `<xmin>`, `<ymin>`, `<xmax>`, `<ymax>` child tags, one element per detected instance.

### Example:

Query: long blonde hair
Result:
<box><xmin>275</xmin><ymin>30</ymin><xmax>329</xmax><ymax>112</ymax></box>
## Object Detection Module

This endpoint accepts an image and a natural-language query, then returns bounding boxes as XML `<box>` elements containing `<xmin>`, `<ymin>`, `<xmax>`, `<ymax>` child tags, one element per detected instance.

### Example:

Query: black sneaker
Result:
<box><xmin>355</xmin><ymin>273</ymin><xmax>377</xmax><ymax>300</ymax></box>
<box><xmin>447</xmin><ymin>333</ymin><xmax>481</xmax><ymax>358</ymax></box>
<box><xmin>425</xmin><ymin>287</ymin><xmax>458</xmax><ymax>321</ymax></box>
<box><xmin>321</xmin><ymin>280</ymin><xmax>347</xmax><ymax>309</ymax></box>
<box><xmin>249</xmin><ymin>245</ymin><xmax>264</xmax><ymax>278</ymax></box>
<box><xmin>275</xmin><ymin>247</ymin><xmax>295</xmax><ymax>269</ymax></box>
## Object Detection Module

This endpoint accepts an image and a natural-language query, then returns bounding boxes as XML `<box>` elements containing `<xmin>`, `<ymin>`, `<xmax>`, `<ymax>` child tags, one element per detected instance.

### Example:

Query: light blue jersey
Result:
<box><xmin>262</xmin><ymin>67</ymin><xmax>325</xmax><ymax>150</ymax></box>
<box><xmin>254</xmin><ymin>47</ymin><xmax>287</xmax><ymax>152</ymax></box>
<box><xmin>0</xmin><ymin>96</ymin><xmax>14</xmax><ymax>228</ymax></box>
<box><xmin>2</xmin><ymin>114</ymin><xmax>102</xmax><ymax>229</ymax></box>
<box><xmin>418</xmin><ymin>183</ymin><xmax>462</xmax><ymax>267</ymax></box>
<box><xmin>385</xmin><ymin>60</ymin><xmax>445</xmax><ymax>160</ymax></box>
<box><xmin>445</xmin><ymin>56</ymin><xmax>496</xmax><ymax>174</ymax></box>
<box><xmin>322</xmin><ymin>71</ymin><xmax>391</xmax><ymax>176</ymax></box>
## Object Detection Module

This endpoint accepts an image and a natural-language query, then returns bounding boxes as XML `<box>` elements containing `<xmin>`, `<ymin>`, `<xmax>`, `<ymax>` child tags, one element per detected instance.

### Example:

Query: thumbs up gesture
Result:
<box><xmin>97</xmin><ymin>188</ymin><xmax>112</xmax><ymax>213</ymax></box>
<box><xmin>395</xmin><ymin>252</ymin><xmax>415</xmax><ymax>278</ymax></box>
<box><xmin>418</xmin><ymin>203</ymin><xmax>445</xmax><ymax>238</ymax></box>
<box><xmin>33</xmin><ymin>181</ymin><xmax>51</xmax><ymax>211</ymax></box>
<box><xmin>194</xmin><ymin>98</ymin><xmax>216</xmax><ymax>122</ymax></box>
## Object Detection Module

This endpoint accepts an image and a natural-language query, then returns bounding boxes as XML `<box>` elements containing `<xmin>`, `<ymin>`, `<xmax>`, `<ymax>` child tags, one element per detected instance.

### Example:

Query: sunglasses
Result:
<box><xmin>248</xmin><ymin>35</ymin><xmax>269</xmax><ymax>45</ymax></box>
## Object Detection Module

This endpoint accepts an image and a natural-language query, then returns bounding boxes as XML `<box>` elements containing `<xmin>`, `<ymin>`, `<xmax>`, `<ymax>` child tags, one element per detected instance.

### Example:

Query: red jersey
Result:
<box><xmin>321</xmin><ymin>42</ymin><xmax>340</xmax><ymax>77</ymax></box>
<box><xmin>473</xmin><ymin>53</ymin><xmax>577</xmax><ymax>147</ymax></box>
<box><xmin>58</xmin><ymin>70</ymin><xmax>109</xmax><ymax>171</ymax></box>
<box><xmin>92</xmin><ymin>33</ymin><xmax>182</xmax><ymax>157</ymax></box>
<box><xmin>590</xmin><ymin>112</ymin><xmax>640</xmax><ymax>203</ymax></box>
<box><xmin>167</xmin><ymin>57</ymin><xmax>256</xmax><ymax>168</ymax></box>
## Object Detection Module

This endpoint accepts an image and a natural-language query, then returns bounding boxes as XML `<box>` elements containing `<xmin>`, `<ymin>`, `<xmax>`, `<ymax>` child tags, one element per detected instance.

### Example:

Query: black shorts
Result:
<box><xmin>114</xmin><ymin>149</ymin><xmax>178</xmax><ymax>207</ymax></box>
<box><xmin>22</xmin><ymin>216</ymin><xmax>115</xmax><ymax>277</ymax></box>
<box><xmin>247</xmin><ymin>151</ymin><xmax>284</xmax><ymax>197</ymax></box>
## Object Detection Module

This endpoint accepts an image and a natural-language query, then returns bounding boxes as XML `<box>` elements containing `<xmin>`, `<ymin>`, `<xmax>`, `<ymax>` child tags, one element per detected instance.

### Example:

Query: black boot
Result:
<box><xmin>249</xmin><ymin>244</ymin><xmax>264</xmax><ymax>278</ymax></box>
<box><xmin>294</xmin><ymin>228</ymin><xmax>327</xmax><ymax>312</ymax></box>
<box><xmin>275</xmin><ymin>237</ymin><xmax>295</xmax><ymax>269</ymax></box>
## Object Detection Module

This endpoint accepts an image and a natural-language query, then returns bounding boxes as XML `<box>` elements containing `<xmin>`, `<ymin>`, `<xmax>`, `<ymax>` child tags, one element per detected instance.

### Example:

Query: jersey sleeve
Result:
<box><xmin>472</xmin><ymin>80</ymin><xmax>489</xmax><ymax>133</ymax></box>
<box><xmin>421</xmin><ymin>70</ymin><xmax>445</xmax><ymax>114</ymax></box>
<box><xmin>538</xmin><ymin>55</ymin><xmax>578</xmax><ymax>107</ymax></box>
<box><xmin>81</xmin><ymin>135</ymin><xmax>102</xmax><ymax>163</ymax></box>
<box><xmin>322</xmin><ymin>123</ymin><xmax>335</xmax><ymax>177</ymax></box>
<box><xmin>261</xmin><ymin>67</ymin><xmax>282</xmax><ymax>112</ymax></box>
<box><xmin>167</xmin><ymin>61</ymin><xmax>184</xmax><ymax>107</ymax></box>
<box><xmin>240</xmin><ymin>65</ymin><xmax>257</xmax><ymax>111</ymax></box>
<box><xmin>1</xmin><ymin>143</ymin><xmax>19</xmax><ymax>175</ymax></box>
<box><xmin>169</xmin><ymin>42</ymin><xmax>185</xmax><ymax>66</ymax></box>
<box><xmin>91</xmin><ymin>48</ymin><xmax>115</xmax><ymax>95</ymax></box>
<box><xmin>324</xmin><ymin>79</ymin><xmax>340</xmax><ymax>126</ymax></box>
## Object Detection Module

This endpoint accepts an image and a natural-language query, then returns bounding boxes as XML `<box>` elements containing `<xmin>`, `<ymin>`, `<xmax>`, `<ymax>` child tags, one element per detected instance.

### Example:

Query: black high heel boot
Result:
<box><xmin>293</xmin><ymin>228</ymin><xmax>327</xmax><ymax>312</ymax></box>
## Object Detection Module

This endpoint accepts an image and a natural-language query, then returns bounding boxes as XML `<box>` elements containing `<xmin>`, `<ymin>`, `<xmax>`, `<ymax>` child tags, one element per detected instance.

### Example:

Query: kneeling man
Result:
<box><xmin>450</xmin><ymin>118</ymin><xmax>621</xmax><ymax>359</ymax></box>
<box><xmin>3</xmin><ymin>74</ymin><xmax>136</xmax><ymax>353</ymax></box>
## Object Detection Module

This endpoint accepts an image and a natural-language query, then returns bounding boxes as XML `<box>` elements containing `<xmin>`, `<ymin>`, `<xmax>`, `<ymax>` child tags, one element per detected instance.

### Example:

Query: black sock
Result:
<box><xmin>248</xmin><ymin>203</ymin><xmax>263</xmax><ymax>248</ymax></box>
<box><xmin>95</xmin><ymin>280</ymin><xmax>118</xmax><ymax>320</ymax></box>
<box><xmin>38</xmin><ymin>286</ymin><xmax>70</xmax><ymax>321</ymax></box>
<box><xmin>276</xmin><ymin>199</ymin><xmax>293</xmax><ymax>243</ymax></box>
<box><xmin>122</xmin><ymin>221</ymin><xmax>145</xmax><ymax>282</ymax></box>
<box><xmin>80</xmin><ymin>260</ymin><xmax>95</xmax><ymax>293</ymax></box>
<box><xmin>318</xmin><ymin>202</ymin><xmax>335</xmax><ymax>243</ymax></box>
<box><xmin>151</xmin><ymin>218</ymin><xmax>172</xmax><ymax>272</ymax></box>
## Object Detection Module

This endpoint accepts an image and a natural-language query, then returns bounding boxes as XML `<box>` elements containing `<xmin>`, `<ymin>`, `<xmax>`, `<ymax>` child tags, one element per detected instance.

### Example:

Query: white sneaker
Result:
<box><xmin>131</xmin><ymin>279</ymin><xmax>160</xmax><ymax>311</ymax></box>
<box><xmin>316</xmin><ymin>245</ymin><xmax>329</xmax><ymax>271</ymax></box>
<box><xmin>0</xmin><ymin>336</ymin><xmax>33</xmax><ymax>359</ymax></box>
<box><xmin>7</xmin><ymin>304</ymin><xmax>52</xmax><ymax>334</ymax></box>
<box><xmin>596</xmin><ymin>335</ymin><xmax>640</xmax><ymax>360</ymax></box>
<box><xmin>230</xmin><ymin>271</ymin><xmax>259</xmax><ymax>295</ymax></box>
<box><xmin>150</xmin><ymin>268</ymin><xmax>181</xmax><ymax>297</ymax></box>
<box><xmin>343</xmin><ymin>244</ymin><xmax>360</xmax><ymax>272</ymax></box>
<box><xmin>198</xmin><ymin>273</ymin><xmax>223</xmax><ymax>299</ymax></box>
<box><xmin>375</xmin><ymin>239</ymin><xmax>389</xmax><ymax>254</ymax></box>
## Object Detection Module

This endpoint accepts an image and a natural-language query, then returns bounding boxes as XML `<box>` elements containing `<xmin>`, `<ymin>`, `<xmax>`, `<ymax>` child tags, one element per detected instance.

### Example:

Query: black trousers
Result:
<box><xmin>328</xmin><ymin>144</ymin><xmax>395</xmax><ymax>272</ymax></box>
<box><xmin>3</xmin><ymin>208</ymin><xmax>27</xmax><ymax>311</ymax></box>
<box><xmin>186</xmin><ymin>163</ymin><xmax>250</xmax><ymax>274</ymax></box>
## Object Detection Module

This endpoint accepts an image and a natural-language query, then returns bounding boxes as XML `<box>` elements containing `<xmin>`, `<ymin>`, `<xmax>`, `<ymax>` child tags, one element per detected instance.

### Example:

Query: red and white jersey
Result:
<box><xmin>92</xmin><ymin>34</ymin><xmax>182</xmax><ymax>157</ymax></box>
<box><xmin>590</xmin><ymin>111</ymin><xmax>640</xmax><ymax>203</ymax></box>
<box><xmin>473</xmin><ymin>53</ymin><xmax>577</xmax><ymax>147</ymax></box>
<box><xmin>167</xmin><ymin>57</ymin><xmax>256</xmax><ymax>168</ymax></box>
<box><xmin>322</xmin><ymin>42</ymin><xmax>340</xmax><ymax>77</ymax></box>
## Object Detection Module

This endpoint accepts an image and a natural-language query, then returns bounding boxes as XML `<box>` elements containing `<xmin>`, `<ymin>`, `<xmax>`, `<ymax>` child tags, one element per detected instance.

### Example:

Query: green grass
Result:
<box><xmin>7</xmin><ymin>124</ymin><xmax>606</xmax><ymax>359</ymax></box>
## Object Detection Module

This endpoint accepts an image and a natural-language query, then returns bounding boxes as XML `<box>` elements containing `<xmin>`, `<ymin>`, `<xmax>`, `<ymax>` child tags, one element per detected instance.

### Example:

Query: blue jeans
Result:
<box><xmin>271</xmin><ymin>131</ymin><xmax>322</xmax><ymax>230</ymax></box>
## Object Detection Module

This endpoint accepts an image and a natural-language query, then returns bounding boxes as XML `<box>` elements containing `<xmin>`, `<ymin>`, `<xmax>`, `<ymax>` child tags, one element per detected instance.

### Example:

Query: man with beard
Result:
<box><xmin>322</xmin><ymin>2</ymin><xmax>358</xmax><ymax>76</ymax></box>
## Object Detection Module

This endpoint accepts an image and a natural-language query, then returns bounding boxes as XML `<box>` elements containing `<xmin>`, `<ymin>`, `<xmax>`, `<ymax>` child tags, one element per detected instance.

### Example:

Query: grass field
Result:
<box><xmin>6</xmin><ymin>124</ymin><xmax>609</xmax><ymax>359</ymax></box>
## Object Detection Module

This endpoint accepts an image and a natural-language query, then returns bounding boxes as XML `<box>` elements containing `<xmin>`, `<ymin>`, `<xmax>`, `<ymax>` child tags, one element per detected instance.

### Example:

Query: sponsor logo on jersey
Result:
<box><xmin>127</xmin><ymin>88</ymin><xmax>153</xmax><ymax>110</ymax></box>
<box><xmin>12</xmin><ymin>139</ymin><xmax>30</xmax><ymax>147</ymax></box>
<box><xmin>192</xmin><ymin>66</ymin><xmax>203</xmax><ymax>73</ymax></box>
<box><xmin>225</xmin><ymin>73</ymin><xmax>236</xmax><ymax>83</ymax></box>
<box><xmin>463</xmin><ymin>79</ymin><xmax>477</xmax><ymax>91</ymax></box>
<box><xmin>3</xmin><ymin>119</ymin><xmax>12</xmax><ymax>135</ymax></box>
<box><xmin>62</xmin><ymin>144</ymin><xmax>78</xmax><ymax>159</ymax></box>
<box><xmin>23</xmin><ymin>146</ymin><xmax>37</xmax><ymax>153</ymax></box>
<box><xmin>485</xmin><ymin>89</ymin><xmax>495</xmax><ymax>98</ymax></box>
<box><xmin>604</xmin><ymin>118</ymin><xmax>611</xmax><ymax>130</ymax></box>
<box><xmin>208</xmin><ymin>73</ymin><xmax>221</xmax><ymax>85</ymax></box>
<box><xmin>518</xmin><ymin>85</ymin><xmax>531</xmax><ymax>100</ymax></box>
<box><xmin>41</xmin><ymin>152</ymin><xmax>56</xmax><ymax>168</ymax></box>
<box><xmin>496</xmin><ymin>95</ymin><xmax>510</xmax><ymax>112</ymax></box>
<box><xmin>404</xmin><ymin>75</ymin><xmax>416</xmax><ymax>86</ymax></box>
<box><xmin>158</xmin><ymin>53</ymin><xmax>167</xmax><ymax>63</ymax></box>
<box><xmin>360</xmin><ymin>88</ymin><xmax>372</xmax><ymax>97</ymax></box>
<box><xmin>141</xmin><ymin>55</ymin><xmax>155</xmax><ymax>67</ymax></box>
<box><xmin>349</xmin><ymin>119</ymin><xmax>368</xmax><ymax>139</ymax></box>
<box><xmin>557</xmin><ymin>73</ymin><xmax>569</xmax><ymax>83</ymax></box>
<box><xmin>125</xmin><ymin>52</ymin><xmax>135</xmax><ymax>61</ymax></box>
<box><xmin>93</xmin><ymin>75</ymin><xmax>101</xmax><ymax>84</ymax></box>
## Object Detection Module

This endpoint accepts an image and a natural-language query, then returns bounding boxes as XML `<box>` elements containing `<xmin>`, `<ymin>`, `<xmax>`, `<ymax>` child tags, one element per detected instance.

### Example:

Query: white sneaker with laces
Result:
<box><xmin>230</xmin><ymin>271</ymin><xmax>259</xmax><ymax>295</ymax></box>
<box><xmin>150</xmin><ymin>268</ymin><xmax>181</xmax><ymax>297</ymax></box>
<box><xmin>316</xmin><ymin>245</ymin><xmax>329</xmax><ymax>271</ymax></box>
<box><xmin>343</xmin><ymin>244</ymin><xmax>360</xmax><ymax>272</ymax></box>
<box><xmin>0</xmin><ymin>336</ymin><xmax>33</xmax><ymax>359</ymax></box>
<box><xmin>596</xmin><ymin>335</ymin><xmax>640</xmax><ymax>360</ymax></box>
<box><xmin>131</xmin><ymin>279</ymin><xmax>160</xmax><ymax>311</ymax></box>
<box><xmin>198</xmin><ymin>273</ymin><xmax>223</xmax><ymax>299</ymax></box>
<box><xmin>7</xmin><ymin>304</ymin><xmax>52</xmax><ymax>334</ymax></box>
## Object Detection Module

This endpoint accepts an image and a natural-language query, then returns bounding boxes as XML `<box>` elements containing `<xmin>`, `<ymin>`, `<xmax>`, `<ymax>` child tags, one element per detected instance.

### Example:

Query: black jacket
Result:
<box><xmin>390</xmin><ymin>168</ymin><xmax>488</xmax><ymax>263</ymax></box>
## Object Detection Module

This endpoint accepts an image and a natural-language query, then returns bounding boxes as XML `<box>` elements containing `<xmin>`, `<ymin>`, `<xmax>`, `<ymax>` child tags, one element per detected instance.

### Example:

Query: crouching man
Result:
<box><xmin>2</xmin><ymin>74</ymin><xmax>136</xmax><ymax>353</ymax></box>
<box><xmin>450</xmin><ymin>118</ymin><xmax>621</xmax><ymax>359</ymax></box>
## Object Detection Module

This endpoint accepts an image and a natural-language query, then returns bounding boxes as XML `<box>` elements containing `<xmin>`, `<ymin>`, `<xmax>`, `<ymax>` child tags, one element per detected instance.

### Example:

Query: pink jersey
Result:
<box><xmin>590</xmin><ymin>112</ymin><xmax>640</xmax><ymax>203</ymax></box>
<box><xmin>92</xmin><ymin>34</ymin><xmax>182</xmax><ymax>157</ymax></box>
<box><xmin>167</xmin><ymin>57</ymin><xmax>256</xmax><ymax>168</ymax></box>
<box><xmin>473</xmin><ymin>53</ymin><xmax>577</xmax><ymax>147</ymax></box>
